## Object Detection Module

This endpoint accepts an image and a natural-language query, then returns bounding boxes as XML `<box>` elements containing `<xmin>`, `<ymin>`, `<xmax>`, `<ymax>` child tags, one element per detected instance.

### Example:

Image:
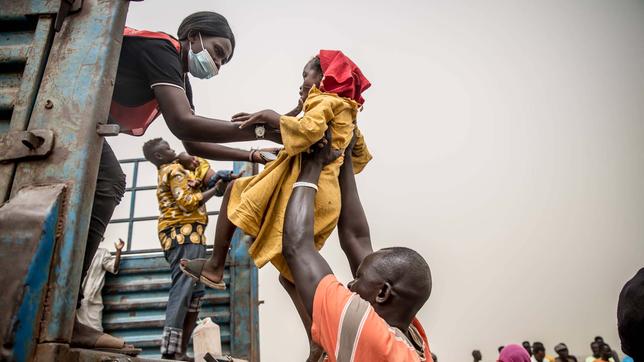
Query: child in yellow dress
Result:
<box><xmin>180</xmin><ymin>50</ymin><xmax>372</xmax><ymax>287</ymax></box>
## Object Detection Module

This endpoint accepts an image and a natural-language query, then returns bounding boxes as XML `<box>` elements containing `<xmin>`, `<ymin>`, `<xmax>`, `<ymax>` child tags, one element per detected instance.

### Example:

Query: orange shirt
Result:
<box><xmin>311</xmin><ymin>274</ymin><xmax>432</xmax><ymax>362</ymax></box>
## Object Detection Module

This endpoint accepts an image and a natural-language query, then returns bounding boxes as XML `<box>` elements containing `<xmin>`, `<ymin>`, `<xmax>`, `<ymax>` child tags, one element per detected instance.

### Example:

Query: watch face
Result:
<box><xmin>255</xmin><ymin>125</ymin><xmax>266</xmax><ymax>137</ymax></box>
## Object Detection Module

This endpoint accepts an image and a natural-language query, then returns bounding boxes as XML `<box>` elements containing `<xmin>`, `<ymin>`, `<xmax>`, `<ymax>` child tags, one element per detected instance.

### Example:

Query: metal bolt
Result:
<box><xmin>45</xmin><ymin>100</ymin><xmax>53</xmax><ymax>109</ymax></box>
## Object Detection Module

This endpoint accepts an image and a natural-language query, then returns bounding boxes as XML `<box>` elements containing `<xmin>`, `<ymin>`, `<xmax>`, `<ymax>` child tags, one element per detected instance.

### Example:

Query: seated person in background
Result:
<box><xmin>533</xmin><ymin>342</ymin><xmax>556</xmax><ymax>362</ymax></box>
<box><xmin>77</xmin><ymin>238</ymin><xmax>125</xmax><ymax>332</ymax></box>
<box><xmin>524</xmin><ymin>341</ymin><xmax>534</xmax><ymax>357</ymax></box>
<box><xmin>142</xmin><ymin>138</ymin><xmax>241</xmax><ymax>360</ymax></box>
<box><xmin>499</xmin><ymin>344</ymin><xmax>531</xmax><ymax>362</ymax></box>
<box><xmin>588</xmin><ymin>342</ymin><xmax>603</xmax><ymax>362</ymax></box>
<box><xmin>617</xmin><ymin>268</ymin><xmax>644</xmax><ymax>362</ymax></box>
<box><xmin>595</xmin><ymin>337</ymin><xmax>620</xmax><ymax>362</ymax></box>
<box><xmin>280</xmin><ymin>131</ymin><xmax>432</xmax><ymax>361</ymax></box>
<box><xmin>555</xmin><ymin>343</ymin><xmax>578</xmax><ymax>362</ymax></box>
<box><xmin>533</xmin><ymin>343</ymin><xmax>548</xmax><ymax>362</ymax></box>
<box><xmin>597</xmin><ymin>345</ymin><xmax>618</xmax><ymax>362</ymax></box>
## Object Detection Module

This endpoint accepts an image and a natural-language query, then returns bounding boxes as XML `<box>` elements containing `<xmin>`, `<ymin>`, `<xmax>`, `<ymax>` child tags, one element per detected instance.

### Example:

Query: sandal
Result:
<box><xmin>179</xmin><ymin>258</ymin><xmax>226</xmax><ymax>290</ymax></box>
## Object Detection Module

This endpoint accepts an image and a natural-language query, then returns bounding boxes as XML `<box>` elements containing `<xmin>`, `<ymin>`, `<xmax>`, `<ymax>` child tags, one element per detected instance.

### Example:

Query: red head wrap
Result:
<box><xmin>318</xmin><ymin>50</ymin><xmax>371</xmax><ymax>105</ymax></box>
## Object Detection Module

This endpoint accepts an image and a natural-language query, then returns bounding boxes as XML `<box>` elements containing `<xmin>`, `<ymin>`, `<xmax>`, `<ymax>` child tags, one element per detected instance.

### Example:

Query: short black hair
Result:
<box><xmin>177</xmin><ymin>11</ymin><xmax>235</xmax><ymax>62</ymax></box>
<box><xmin>618</xmin><ymin>268</ymin><xmax>644</xmax><ymax>360</ymax></box>
<box><xmin>533</xmin><ymin>343</ymin><xmax>545</xmax><ymax>353</ymax></box>
<box><xmin>376</xmin><ymin>247</ymin><xmax>432</xmax><ymax>302</ymax></box>
<box><xmin>142</xmin><ymin>137</ymin><xmax>164</xmax><ymax>162</ymax></box>
<box><xmin>498</xmin><ymin>346</ymin><xmax>505</xmax><ymax>353</ymax></box>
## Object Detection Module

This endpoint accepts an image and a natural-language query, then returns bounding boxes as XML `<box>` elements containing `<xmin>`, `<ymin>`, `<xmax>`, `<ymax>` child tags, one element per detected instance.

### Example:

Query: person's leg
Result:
<box><xmin>178</xmin><ymin>244</ymin><xmax>207</xmax><ymax>359</ymax></box>
<box><xmin>79</xmin><ymin>140</ymin><xmax>126</xmax><ymax>306</ymax></box>
<box><xmin>200</xmin><ymin>181</ymin><xmax>237</xmax><ymax>283</ymax></box>
<box><xmin>279</xmin><ymin>275</ymin><xmax>324</xmax><ymax>362</ymax></box>
<box><xmin>161</xmin><ymin>240</ymin><xmax>200</xmax><ymax>359</ymax></box>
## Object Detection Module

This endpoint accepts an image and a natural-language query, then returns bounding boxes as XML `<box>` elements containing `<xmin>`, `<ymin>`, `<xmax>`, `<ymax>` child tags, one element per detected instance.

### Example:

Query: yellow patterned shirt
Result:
<box><xmin>156</xmin><ymin>158</ymin><xmax>210</xmax><ymax>250</ymax></box>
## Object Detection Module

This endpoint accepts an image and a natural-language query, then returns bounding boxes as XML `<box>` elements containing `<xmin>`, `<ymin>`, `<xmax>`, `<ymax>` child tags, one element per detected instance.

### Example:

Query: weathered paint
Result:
<box><xmin>230</xmin><ymin>162</ymin><xmax>260</xmax><ymax>361</ymax></box>
<box><xmin>102</xmin><ymin>254</ymin><xmax>233</xmax><ymax>358</ymax></box>
<box><xmin>7</xmin><ymin>0</ymin><xmax>129</xmax><ymax>346</ymax></box>
<box><xmin>0</xmin><ymin>15</ymin><xmax>55</xmax><ymax>200</ymax></box>
<box><xmin>0</xmin><ymin>184</ymin><xmax>66</xmax><ymax>361</ymax></box>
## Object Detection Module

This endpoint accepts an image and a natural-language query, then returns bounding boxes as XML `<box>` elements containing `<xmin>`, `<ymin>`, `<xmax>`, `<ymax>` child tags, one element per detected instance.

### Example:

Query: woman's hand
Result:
<box><xmin>233</xmin><ymin>109</ymin><xmax>281</xmax><ymax>129</ymax></box>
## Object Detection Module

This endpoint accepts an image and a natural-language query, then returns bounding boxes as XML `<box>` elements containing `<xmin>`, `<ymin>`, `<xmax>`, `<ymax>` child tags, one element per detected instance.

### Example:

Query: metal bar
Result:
<box><xmin>125</xmin><ymin>185</ymin><xmax>156</xmax><ymax>192</ymax></box>
<box><xmin>8</xmin><ymin>0</ymin><xmax>129</xmax><ymax>344</ymax></box>
<box><xmin>110</xmin><ymin>211</ymin><xmax>219</xmax><ymax>224</ymax></box>
<box><xmin>127</xmin><ymin>160</ymin><xmax>140</xmax><ymax>251</ymax></box>
<box><xmin>229</xmin><ymin>161</ymin><xmax>260</xmax><ymax>362</ymax></box>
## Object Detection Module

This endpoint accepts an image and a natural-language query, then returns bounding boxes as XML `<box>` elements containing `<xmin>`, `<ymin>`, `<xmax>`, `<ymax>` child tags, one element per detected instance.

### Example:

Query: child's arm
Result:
<box><xmin>233</xmin><ymin>96</ymin><xmax>336</xmax><ymax>156</ymax></box>
<box><xmin>350</xmin><ymin>127</ymin><xmax>372</xmax><ymax>174</ymax></box>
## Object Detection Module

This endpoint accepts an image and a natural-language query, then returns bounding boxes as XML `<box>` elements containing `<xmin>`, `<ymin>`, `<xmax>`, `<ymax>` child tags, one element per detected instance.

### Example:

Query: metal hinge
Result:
<box><xmin>0</xmin><ymin>130</ymin><xmax>54</xmax><ymax>163</ymax></box>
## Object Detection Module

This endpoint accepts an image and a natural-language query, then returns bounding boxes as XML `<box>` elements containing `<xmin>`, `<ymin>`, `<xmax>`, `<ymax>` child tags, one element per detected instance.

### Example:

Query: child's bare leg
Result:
<box><xmin>279</xmin><ymin>275</ymin><xmax>324</xmax><ymax>362</ymax></box>
<box><xmin>200</xmin><ymin>181</ymin><xmax>236</xmax><ymax>283</ymax></box>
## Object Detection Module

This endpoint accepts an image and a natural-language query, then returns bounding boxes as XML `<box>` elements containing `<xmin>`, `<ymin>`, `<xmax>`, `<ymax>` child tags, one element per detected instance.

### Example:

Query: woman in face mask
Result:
<box><xmin>74</xmin><ymin>11</ymin><xmax>295</xmax><ymax>357</ymax></box>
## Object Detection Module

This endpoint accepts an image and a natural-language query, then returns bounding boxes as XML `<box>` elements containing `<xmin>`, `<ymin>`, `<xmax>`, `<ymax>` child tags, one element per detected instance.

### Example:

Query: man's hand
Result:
<box><xmin>177</xmin><ymin>152</ymin><xmax>199</xmax><ymax>171</ymax></box>
<box><xmin>302</xmin><ymin>129</ymin><xmax>342</xmax><ymax>167</ymax></box>
<box><xmin>187</xmin><ymin>179</ymin><xmax>202</xmax><ymax>189</ymax></box>
<box><xmin>115</xmin><ymin>238</ymin><xmax>125</xmax><ymax>251</ymax></box>
<box><xmin>232</xmin><ymin>109</ymin><xmax>281</xmax><ymax>130</ymax></box>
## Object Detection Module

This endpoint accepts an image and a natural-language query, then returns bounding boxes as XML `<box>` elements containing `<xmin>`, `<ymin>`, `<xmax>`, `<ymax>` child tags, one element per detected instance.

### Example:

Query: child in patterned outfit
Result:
<box><xmin>142</xmin><ymin>138</ymin><xmax>241</xmax><ymax>360</ymax></box>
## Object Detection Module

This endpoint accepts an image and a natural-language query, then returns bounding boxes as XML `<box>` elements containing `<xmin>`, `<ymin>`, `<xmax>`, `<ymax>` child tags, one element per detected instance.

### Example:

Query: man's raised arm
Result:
<box><xmin>282</xmin><ymin>137</ymin><xmax>338</xmax><ymax>316</ymax></box>
<box><xmin>338</xmin><ymin>146</ymin><xmax>374</xmax><ymax>276</ymax></box>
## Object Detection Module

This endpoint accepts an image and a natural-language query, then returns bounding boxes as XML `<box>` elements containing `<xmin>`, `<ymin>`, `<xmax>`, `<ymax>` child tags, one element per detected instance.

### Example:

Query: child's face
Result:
<box><xmin>299</xmin><ymin>61</ymin><xmax>323</xmax><ymax>104</ymax></box>
<box><xmin>155</xmin><ymin>141</ymin><xmax>177</xmax><ymax>165</ymax></box>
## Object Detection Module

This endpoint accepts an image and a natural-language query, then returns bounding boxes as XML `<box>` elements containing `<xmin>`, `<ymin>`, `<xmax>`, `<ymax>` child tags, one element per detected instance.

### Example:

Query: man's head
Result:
<box><xmin>346</xmin><ymin>247</ymin><xmax>431</xmax><ymax>324</ymax></box>
<box><xmin>142</xmin><ymin>138</ymin><xmax>176</xmax><ymax>167</ymax></box>
<box><xmin>472</xmin><ymin>349</ymin><xmax>482</xmax><ymax>361</ymax></box>
<box><xmin>532</xmin><ymin>342</ymin><xmax>546</xmax><ymax>360</ymax></box>
<box><xmin>522</xmin><ymin>341</ymin><xmax>532</xmax><ymax>356</ymax></box>
<box><xmin>554</xmin><ymin>343</ymin><xmax>570</xmax><ymax>359</ymax></box>
<box><xmin>595</xmin><ymin>336</ymin><xmax>605</xmax><ymax>344</ymax></box>
<box><xmin>591</xmin><ymin>342</ymin><xmax>600</xmax><ymax>357</ymax></box>
<box><xmin>599</xmin><ymin>344</ymin><xmax>613</xmax><ymax>361</ymax></box>
<box><xmin>618</xmin><ymin>268</ymin><xmax>644</xmax><ymax>360</ymax></box>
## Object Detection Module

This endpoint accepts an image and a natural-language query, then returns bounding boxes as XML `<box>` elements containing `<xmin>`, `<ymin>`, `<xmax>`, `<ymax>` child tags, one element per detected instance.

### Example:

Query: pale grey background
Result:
<box><xmin>102</xmin><ymin>1</ymin><xmax>644</xmax><ymax>360</ymax></box>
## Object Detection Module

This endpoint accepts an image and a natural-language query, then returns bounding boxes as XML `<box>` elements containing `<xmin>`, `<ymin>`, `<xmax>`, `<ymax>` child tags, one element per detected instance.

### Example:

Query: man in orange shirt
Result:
<box><xmin>281</xmin><ymin>132</ymin><xmax>433</xmax><ymax>362</ymax></box>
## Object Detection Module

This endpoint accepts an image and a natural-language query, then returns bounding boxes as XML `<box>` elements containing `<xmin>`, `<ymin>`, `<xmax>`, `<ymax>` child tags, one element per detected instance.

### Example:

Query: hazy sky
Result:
<box><xmin>105</xmin><ymin>1</ymin><xmax>644</xmax><ymax>360</ymax></box>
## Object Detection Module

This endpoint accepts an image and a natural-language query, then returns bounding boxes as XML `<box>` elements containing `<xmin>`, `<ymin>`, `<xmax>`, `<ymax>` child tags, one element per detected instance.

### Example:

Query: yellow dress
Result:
<box><xmin>228</xmin><ymin>86</ymin><xmax>372</xmax><ymax>281</ymax></box>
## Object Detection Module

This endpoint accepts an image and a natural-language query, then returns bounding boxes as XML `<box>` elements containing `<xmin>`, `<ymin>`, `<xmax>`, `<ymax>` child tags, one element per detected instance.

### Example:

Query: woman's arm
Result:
<box><xmin>153</xmin><ymin>86</ymin><xmax>281</xmax><ymax>144</ymax></box>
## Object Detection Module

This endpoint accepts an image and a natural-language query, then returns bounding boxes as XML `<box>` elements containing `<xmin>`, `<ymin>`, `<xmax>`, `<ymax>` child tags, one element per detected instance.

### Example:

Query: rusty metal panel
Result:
<box><xmin>7</xmin><ymin>0</ymin><xmax>129</xmax><ymax>346</ymax></box>
<box><xmin>0</xmin><ymin>0</ymin><xmax>61</xmax><ymax>18</ymax></box>
<box><xmin>0</xmin><ymin>15</ymin><xmax>55</xmax><ymax>200</ymax></box>
<box><xmin>229</xmin><ymin>163</ymin><xmax>260</xmax><ymax>362</ymax></box>
<box><xmin>0</xmin><ymin>184</ymin><xmax>66</xmax><ymax>361</ymax></box>
<box><xmin>102</xmin><ymin>254</ymin><xmax>233</xmax><ymax>359</ymax></box>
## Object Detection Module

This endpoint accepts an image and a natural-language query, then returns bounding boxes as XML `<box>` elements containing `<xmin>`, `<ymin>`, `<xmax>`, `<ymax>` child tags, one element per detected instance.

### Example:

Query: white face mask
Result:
<box><xmin>188</xmin><ymin>33</ymin><xmax>219</xmax><ymax>79</ymax></box>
